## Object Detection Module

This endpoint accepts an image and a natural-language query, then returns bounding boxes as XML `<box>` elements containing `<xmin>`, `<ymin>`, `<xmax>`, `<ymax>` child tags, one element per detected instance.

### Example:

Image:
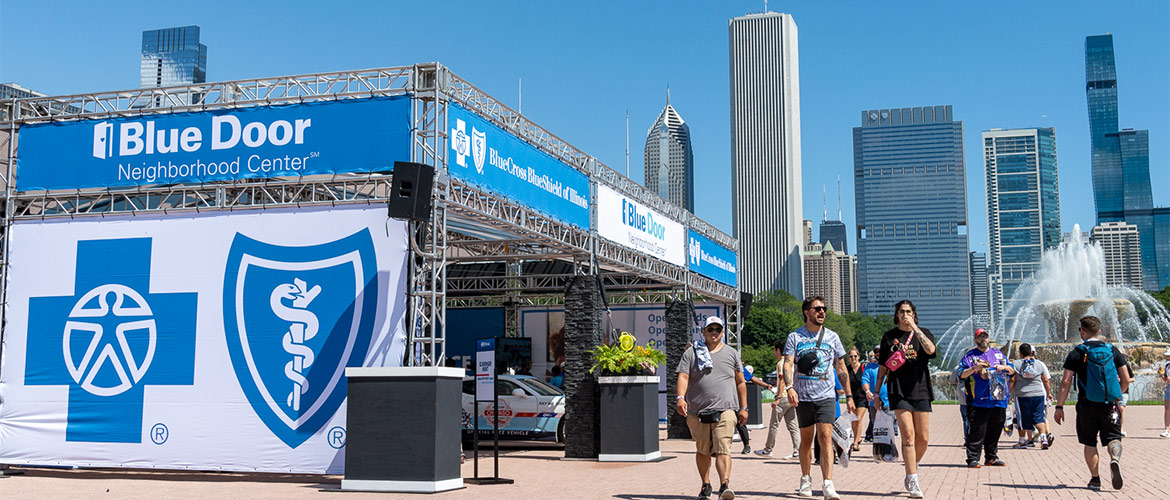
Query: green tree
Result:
<box><xmin>740</xmin><ymin>344</ymin><xmax>779</xmax><ymax>378</ymax></box>
<box><xmin>741</xmin><ymin>307</ymin><xmax>802</xmax><ymax>348</ymax></box>
<box><xmin>1151</xmin><ymin>286</ymin><xmax>1170</xmax><ymax>314</ymax></box>
<box><xmin>843</xmin><ymin>312</ymin><xmax>893</xmax><ymax>352</ymax></box>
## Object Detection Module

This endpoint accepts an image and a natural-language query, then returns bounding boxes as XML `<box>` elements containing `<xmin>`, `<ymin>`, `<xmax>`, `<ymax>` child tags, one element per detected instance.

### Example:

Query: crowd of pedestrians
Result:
<box><xmin>675</xmin><ymin>296</ymin><xmax>1148</xmax><ymax>499</ymax></box>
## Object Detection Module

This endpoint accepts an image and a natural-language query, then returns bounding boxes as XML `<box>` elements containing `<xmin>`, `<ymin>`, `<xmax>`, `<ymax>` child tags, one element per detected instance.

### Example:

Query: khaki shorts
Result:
<box><xmin>686</xmin><ymin>410</ymin><xmax>736</xmax><ymax>456</ymax></box>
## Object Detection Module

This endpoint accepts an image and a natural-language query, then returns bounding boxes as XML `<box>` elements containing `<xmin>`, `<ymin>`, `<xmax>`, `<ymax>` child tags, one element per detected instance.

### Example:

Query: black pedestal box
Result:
<box><xmin>598</xmin><ymin>376</ymin><xmax>661</xmax><ymax>462</ymax></box>
<box><xmin>746</xmin><ymin>383</ymin><xmax>764</xmax><ymax>429</ymax></box>
<box><xmin>341</xmin><ymin>367</ymin><xmax>464</xmax><ymax>493</ymax></box>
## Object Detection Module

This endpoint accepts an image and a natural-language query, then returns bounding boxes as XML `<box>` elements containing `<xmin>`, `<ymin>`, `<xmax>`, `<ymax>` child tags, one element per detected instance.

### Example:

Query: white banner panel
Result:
<box><xmin>0</xmin><ymin>205</ymin><xmax>408</xmax><ymax>473</ymax></box>
<box><xmin>520</xmin><ymin>303</ymin><xmax>723</xmax><ymax>422</ymax></box>
<box><xmin>596</xmin><ymin>185</ymin><xmax>685</xmax><ymax>266</ymax></box>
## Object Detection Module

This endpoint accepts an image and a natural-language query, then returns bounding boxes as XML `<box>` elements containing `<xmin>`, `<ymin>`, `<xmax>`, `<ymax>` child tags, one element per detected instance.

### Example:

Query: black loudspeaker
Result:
<box><xmin>740</xmin><ymin>291</ymin><xmax>754</xmax><ymax>319</ymax></box>
<box><xmin>387</xmin><ymin>161</ymin><xmax>435</xmax><ymax>221</ymax></box>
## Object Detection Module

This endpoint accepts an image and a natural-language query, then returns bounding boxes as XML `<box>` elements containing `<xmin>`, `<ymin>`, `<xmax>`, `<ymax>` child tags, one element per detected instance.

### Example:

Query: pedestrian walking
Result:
<box><xmin>783</xmin><ymin>296</ymin><xmax>853</xmax><ymax>500</ymax></box>
<box><xmin>958</xmin><ymin>327</ymin><xmax>1015</xmax><ymax>468</ymax></box>
<box><xmin>676</xmin><ymin>316</ymin><xmax>748</xmax><ymax>500</ymax></box>
<box><xmin>874</xmin><ymin>300</ymin><xmax>936</xmax><ymax>499</ymax></box>
<box><xmin>756</xmin><ymin>339</ymin><xmax>801</xmax><ymax>458</ymax></box>
<box><xmin>1053</xmin><ymin>316</ymin><xmax>1132</xmax><ymax>491</ymax></box>
<box><xmin>845</xmin><ymin>347</ymin><xmax>868</xmax><ymax>453</ymax></box>
<box><xmin>1160</xmin><ymin>348</ymin><xmax>1170</xmax><ymax>438</ymax></box>
<box><xmin>861</xmin><ymin>348</ymin><xmax>884</xmax><ymax>442</ymax></box>
<box><xmin>1009</xmin><ymin>343</ymin><xmax>1053</xmax><ymax>450</ymax></box>
<box><xmin>738</xmin><ymin>365</ymin><xmax>770</xmax><ymax>454</ymax></box>
<box><xmin>948</xmin><ymin>360</ymin><xmax>969</xmax><ymax>440</ymax></box>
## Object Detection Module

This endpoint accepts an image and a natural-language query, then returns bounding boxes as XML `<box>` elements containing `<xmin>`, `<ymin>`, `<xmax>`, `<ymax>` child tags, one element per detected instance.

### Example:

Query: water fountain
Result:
<box><xmin>932</xmin><ymin>225</ymin><xmax>1170</xmax><ymax>401</ymax></box>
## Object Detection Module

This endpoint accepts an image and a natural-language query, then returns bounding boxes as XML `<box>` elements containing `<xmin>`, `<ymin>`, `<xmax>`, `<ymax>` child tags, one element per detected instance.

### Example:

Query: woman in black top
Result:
<box><xmin>875</xmin><ymin>300</ymin><xmax>937</xmax><ymax>497</ymax></box>
<box><xmin>845</xmin><ymin>347</ymin><xmax>868</xmax><ymax>452</ymax></box>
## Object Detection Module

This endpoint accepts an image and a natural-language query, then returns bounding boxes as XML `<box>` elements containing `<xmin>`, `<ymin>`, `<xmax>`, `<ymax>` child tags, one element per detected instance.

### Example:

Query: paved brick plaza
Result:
<box><xmin>1</xmin><ymin>405</ymin><xmax>1166</xmax><ymax>499</ymax></box>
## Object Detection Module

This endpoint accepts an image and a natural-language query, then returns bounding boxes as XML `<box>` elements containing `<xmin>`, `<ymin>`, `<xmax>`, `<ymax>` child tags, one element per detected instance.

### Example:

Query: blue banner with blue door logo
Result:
<box><xmin>15</xmin><ymin>96</ymin><xmax>411</xmax><ymax>191</ymax></box>
<box><xmin>447</xmin><ymin>103</ymin><xmax>591</xmax><ymax>229</ymax></box>
<box><xmin>687</xmin><ymin>230</ymin><xmax>737</xmax><ymax>287</ymax></box>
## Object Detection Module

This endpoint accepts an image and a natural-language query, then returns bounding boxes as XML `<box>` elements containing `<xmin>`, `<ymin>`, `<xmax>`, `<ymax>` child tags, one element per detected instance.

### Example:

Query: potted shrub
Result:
<box><xmin>591</xmin><ymin>333</ymin><xmax>666</xmax><ymax>462</ymax></box>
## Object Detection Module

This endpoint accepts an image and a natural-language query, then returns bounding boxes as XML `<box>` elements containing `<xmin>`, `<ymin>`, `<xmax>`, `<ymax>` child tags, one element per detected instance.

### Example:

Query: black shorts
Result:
<box><xmin>1075</xmin><ymin>402</ymin><xmax>1122</xmax><ymax>447</ymax></box>
<box><xmin>796</xmin><ymin>398</ymin><xmax>838</xmax><ymax>428</ymax></box>
<box><xmin>852</xmin><ymin>396</ymin><xmax>869</xmax><ymax>408</ymax></box>
<box><xmin>889</xmin><ymin>396</ymin><xmax>932</xmax><ymax>413</ymax></box>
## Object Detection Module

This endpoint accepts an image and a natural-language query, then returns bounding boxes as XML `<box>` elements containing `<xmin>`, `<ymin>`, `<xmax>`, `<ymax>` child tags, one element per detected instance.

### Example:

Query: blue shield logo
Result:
<box><xmin>223</xmin><ymin>229</ymin><xmax>379</xmax><ymax>448</ymax></box>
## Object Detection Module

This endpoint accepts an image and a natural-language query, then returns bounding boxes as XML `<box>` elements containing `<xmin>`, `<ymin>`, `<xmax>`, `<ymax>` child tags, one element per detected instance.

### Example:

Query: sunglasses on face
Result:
<box><xmin>810</xmin><ymin>306</ymin><xmax>827</xmax><ymax>312</ymax></box>
<box><xmin>705</xmin><ymin>327</ymin><xmax>723</xmax><ymax>333</ymax></box>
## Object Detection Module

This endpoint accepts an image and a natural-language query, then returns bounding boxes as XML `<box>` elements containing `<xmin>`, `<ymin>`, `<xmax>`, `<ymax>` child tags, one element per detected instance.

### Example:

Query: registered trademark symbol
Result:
<box><xmin>327</xmin><ymin>426</ymin><xmax>346</xmax><ymax>449</ymax></box>
<box><xmin>150</xmin><ymin>423</ymin><xmax>169</xmax><ymax>445</ymax></box>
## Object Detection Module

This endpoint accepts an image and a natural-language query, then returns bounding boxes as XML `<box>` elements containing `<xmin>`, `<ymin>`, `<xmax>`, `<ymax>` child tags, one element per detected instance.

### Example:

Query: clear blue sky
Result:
<box><xmin>2</xmin><ymin>1</ymin><xmax>1167</xmax><ymax>254</ymax></box>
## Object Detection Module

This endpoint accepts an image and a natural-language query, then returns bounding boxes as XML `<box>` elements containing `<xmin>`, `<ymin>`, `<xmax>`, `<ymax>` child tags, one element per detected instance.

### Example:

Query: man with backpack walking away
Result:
<box><xmin>1053</xmin><ymin>316</ymin><xmax>1133</xmax><ymax>491</ymax></box>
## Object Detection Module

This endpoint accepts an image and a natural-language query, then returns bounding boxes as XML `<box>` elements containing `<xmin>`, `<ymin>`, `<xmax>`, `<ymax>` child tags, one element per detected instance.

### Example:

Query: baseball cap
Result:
<box><xmin>745</xmin><ymin>365</ymin><xmax>755</xmax><ymax>374</ymax></box>
<box><xmin>1163</xmin><ymin>347</ymin><xmax>1170</xmax><ymax>356</ymax></box>
<box><xmin>974</xmin><ymin>328</ymin><xmax>988</xmax><ymax>339</ymax></box>
<box><xmin>703</xmin><ymin>316</ymin><xmax>725</xmax><ymax>329</ymax></box>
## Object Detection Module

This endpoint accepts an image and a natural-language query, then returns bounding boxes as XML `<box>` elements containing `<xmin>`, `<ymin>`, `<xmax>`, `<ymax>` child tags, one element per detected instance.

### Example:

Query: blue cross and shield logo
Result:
<box><xmin>25</xmin><ymin>238</ymin><xmax>197</xmax><ymax>443</ymax></box>
<box><xmin>222</xmin><ymin>228</ymin><xmax>379</xmax><ymax>449</ymax></box>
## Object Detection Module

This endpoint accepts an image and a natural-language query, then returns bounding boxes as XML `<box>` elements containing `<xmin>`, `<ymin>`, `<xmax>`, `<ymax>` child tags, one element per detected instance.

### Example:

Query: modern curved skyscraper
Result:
<box><xmin>644</xmin><ymin>93</ymin><xmax>695</xmax><ymax>212</ymax></box>
<box><xmin>1085</xmin><ymin>34</ymin><xmax>1168</xmax><ymax>290</ymax></box>
<box><xmin>728</xmin><ymin>12</ymin><xmax>803</xmax><ymax>296</ymax></box>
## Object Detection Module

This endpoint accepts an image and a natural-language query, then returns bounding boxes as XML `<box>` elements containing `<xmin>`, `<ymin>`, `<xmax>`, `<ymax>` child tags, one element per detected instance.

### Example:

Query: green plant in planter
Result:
<box><xmin>589</xmin><ymin>334</ymin><xmax>666</xmax><ymax>376</ymax></box>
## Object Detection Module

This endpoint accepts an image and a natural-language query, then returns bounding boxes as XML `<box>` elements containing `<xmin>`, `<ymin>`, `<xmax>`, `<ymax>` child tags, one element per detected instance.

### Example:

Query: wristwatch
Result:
<box><xmin>738</xmin><ymin>407</ymin><xmax>748</xmax><ymax>412</ymax></box>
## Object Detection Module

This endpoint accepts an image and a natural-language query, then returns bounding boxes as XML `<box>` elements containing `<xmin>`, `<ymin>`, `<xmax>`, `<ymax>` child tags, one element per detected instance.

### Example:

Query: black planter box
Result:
<box><xmin>341</xmin><ymin>366</ymin><xmax>465</xmax><ymax>493</ymax></box>
<box><xmin>746</xmin><ymin>384</ymin><xmax>764</xmax><ymax>429</ymax></box>
<box><xmin>598</xmin><ymin>375</ymin><xmax>661</xmax><ymax>462</ymax></box>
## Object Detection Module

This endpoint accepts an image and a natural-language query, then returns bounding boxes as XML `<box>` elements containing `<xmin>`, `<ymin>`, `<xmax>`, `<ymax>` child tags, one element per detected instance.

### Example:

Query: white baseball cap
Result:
<box><xmin>745</xmin><ymin>365</ymin><xmax>755</xmax><ymax>374</ymax></box>
<box><xmin>1163</xmin><ymin>347</ymin><xmax>1170</xmax><ymax>356</ymax></box>
<box><xmin>703</xmin><ymin>316</ymin><xmax>725</xmax><ymax>328</ymax></box>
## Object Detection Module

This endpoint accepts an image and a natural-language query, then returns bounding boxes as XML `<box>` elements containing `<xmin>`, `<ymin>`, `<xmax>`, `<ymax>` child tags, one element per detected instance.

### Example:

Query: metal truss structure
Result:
<box><xmin>0</xmin><ymin>63</ymin><xmax>741</xmax><ymax>365</ymax></box>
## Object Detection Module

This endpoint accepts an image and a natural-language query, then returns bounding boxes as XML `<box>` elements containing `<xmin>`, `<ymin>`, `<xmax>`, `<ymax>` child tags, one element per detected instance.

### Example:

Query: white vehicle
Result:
<box><xmin>461</xmin><ymin>374</ymin><xmax>566</xmax><ymax>443</ymax></box>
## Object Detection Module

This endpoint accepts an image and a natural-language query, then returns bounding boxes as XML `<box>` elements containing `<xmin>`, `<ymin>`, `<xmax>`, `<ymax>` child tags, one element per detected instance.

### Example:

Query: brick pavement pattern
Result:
<box><xmin>0</xmin><ymin>405</ymin><xmax>1166</xmax><ymax>499</ymax></box>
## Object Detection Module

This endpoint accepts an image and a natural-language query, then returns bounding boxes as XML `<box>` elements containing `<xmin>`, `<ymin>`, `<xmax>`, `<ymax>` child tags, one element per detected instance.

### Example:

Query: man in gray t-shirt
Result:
<box><xmin>676</xmin><ymin>316</ymin><xmax>746</xmax><ymax>500</ymax></box>
<box><xmin>1011</xmin><ymin>343</ymin><xmax>1053</xmax><ymax>449</ymax></box>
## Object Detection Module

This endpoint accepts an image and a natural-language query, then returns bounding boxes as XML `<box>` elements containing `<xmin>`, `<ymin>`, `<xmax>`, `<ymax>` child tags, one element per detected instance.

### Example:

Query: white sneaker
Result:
<box><xmin>791</xmin><ymin>450</ymin><xmax>800</xmax><ymax>458</ymax></box>
<box><xmin>908</xmin><ymin>476</ymin><xmax>923</xmax><ymax>498</ymax></box>
<box><xmin>1160</xmin><ymin>430</ymin><xmax>1170</xmax><ymax>438</ymax></box>
<box><xmin>798</xmin><ymin>475</ymin><xmax>813</xmax><ymax>497</ymax></box>
<box><xmin>754</xmin><ymin>448</ymin><xmax>774</xmax><ymax>457</ymax></box>
<box><xmin>822</xmin><ymin>480</ymin><xmax>841</xmax><ymax>500</ymax></box>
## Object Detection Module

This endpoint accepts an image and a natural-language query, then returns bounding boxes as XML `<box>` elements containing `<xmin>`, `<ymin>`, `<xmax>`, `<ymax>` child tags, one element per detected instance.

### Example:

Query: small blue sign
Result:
<box><xmin>687</xmin><ymin>230</ymin><xmax>738</xmax><ymax>287</ymax></box>
<box><xmin>447</xmin><ymin>104</ymin><xmax>590</xmax><ymax>229</ymax></box>
<box><xmin>16</xmin><ymin>96</ymin><xmax>411</xmax><ymax>191</ymax></box>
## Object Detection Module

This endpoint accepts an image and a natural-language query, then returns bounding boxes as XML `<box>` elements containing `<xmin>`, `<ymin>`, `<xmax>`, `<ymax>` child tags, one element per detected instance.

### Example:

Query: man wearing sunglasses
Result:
<box><xmin>677</xmin><ymin>316</ymin><xmax>748</xmax><ymax>500</ymax></box>
<box><xmin>783</xmin><ymin>296</ymin><xmax>852</xmax><ymax>499</ymax></box>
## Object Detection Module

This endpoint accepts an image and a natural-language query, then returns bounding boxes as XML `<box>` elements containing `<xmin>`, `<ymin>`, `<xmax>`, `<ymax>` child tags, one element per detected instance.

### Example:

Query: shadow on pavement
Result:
<box><xmin>984</xmin><ymin>483</ymin><xmax>1071</xmax><ymax>490</ymax></box>
<box><xmin>12</xmin><ymin>467</ymin><xmax>338</xmax><ymax>484</ymax></box>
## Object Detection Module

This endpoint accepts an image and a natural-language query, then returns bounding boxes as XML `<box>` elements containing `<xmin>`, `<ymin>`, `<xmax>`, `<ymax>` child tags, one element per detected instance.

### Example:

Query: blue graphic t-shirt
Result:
<box><xmin>959</xmin><ymin>347</ymin><xmax>1011</xmax><ymax>408</ymax></box>
<box><xmin>783</xmin><ymin>325</ymin><xmax>846</xmax><ymax>402</ymax></box>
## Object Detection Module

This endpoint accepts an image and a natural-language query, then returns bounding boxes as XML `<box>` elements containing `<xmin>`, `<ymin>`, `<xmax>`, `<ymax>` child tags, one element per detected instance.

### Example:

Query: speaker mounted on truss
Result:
<box><xmin>387</xmin><ymin>161</ymin><xmax>435</xmax><ymax>222</ymax></box>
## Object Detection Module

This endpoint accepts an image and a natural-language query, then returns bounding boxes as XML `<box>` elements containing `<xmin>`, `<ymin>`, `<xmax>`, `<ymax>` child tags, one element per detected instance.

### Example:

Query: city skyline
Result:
<box><xmin>1</xmin><ymin>2</ymin><xmax>1166</xmax><ymax>270</ymax></box>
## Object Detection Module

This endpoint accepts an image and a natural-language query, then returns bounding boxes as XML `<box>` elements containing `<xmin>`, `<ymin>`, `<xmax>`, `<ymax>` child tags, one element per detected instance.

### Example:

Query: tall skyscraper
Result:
<box><xmin>969</xmin><ymin>251</ymin><xmax>990</xmax><ymax>329</ymax></box>
<box><xmin>984</xmin><ymin>128</ymin><xmax>1061</xmax><ymax>324</ymax></box>
<box><xmin>819</xmin><ymin>221</ymin><xmax>847</xmax><ymax>255</ymax></box>
<box><xmin>854</xmin><ymin>105</ymin><xmax>971</xmax><ymax>332</ymax></box>
<box><xmin>1091</xmin><ymin>222</ymin><xmax>1143</xmax><ymax>288</ymax></box>
<box><xmin>802</xmin><ymin>241</ymin><xmax>856</xmax><ymax>314</ymax></box>
<box><xmin>643</xmin><ymin>92</ymin><xmax>694</xmax><ymax>212</ymax></box>
<box><xmin>141</xmin><ymin>26</ymin><xmax>207</xmax><ymax>107</ymax></box>
<box><xmin>729</xmin><ymin>12</ymin><xmax>803</xmax><ymax>295</ymax></box>
<box><xmin>802</xmin><ymin>219</ymin><xmax>813</xmax><ymax>249</ymax></box>
<box><xmin>1085</xmin><ymin>34</ymin><xmax>1168</xmax><ymax>290</ymax></box>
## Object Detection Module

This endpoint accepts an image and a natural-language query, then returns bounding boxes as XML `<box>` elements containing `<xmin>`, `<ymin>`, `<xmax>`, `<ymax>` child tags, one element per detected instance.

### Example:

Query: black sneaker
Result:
<box><xmin>698</xmin><ymin>482</ymin><xmax>712</xmax><ymax>500</ymax></box>
<box><xmin>1087</xmin><ymin>476</ymin><xmax>1101</xmax><ymax>490</ymax></box>
<box><xmin>966</xmin><ymin>460</ymin><xmax>982</xmax><ymax>468</ymax></box>
<box><xmin>718</xmin><ymin>483</ymin><xmax>735</xmax><ymax>500</ymax></box>
<box><xmin>741</xmin><ymin>446</ymin><xmax>752</xmax><ymax>455</ymax></box>
<box><xmin>1110</xmin><ymin>460</ymin><xmax>1123</xmax><ymax>490</ymax></box>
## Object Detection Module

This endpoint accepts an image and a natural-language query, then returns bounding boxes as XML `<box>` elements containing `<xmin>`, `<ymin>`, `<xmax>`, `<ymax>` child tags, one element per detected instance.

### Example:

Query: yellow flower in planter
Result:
<box><xmin>590</xmin><ymin>332</ymin><xmax>666</xmax><ymax>376</ymax></box>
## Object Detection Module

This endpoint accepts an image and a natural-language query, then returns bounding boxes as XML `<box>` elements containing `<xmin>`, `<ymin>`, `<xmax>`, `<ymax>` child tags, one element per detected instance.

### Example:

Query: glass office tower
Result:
<box><xmin>1085</xmin><ymin>34</ymin><xmax>1166</xmax><ymax>289</ymax></box>
<box><xmin>984</xmin><ymin>128</ymin><xmax>1061</xmax><ymax>326</ymax></box>
<box><xmin>853</xmin><ymin>105</ymin><xmax>971</xmax><ymax>334</ymax></box>
<box><xmin>141</xmin><ymin>26</ymin><xmax>207</xmax><ymax>108</ymax></box>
